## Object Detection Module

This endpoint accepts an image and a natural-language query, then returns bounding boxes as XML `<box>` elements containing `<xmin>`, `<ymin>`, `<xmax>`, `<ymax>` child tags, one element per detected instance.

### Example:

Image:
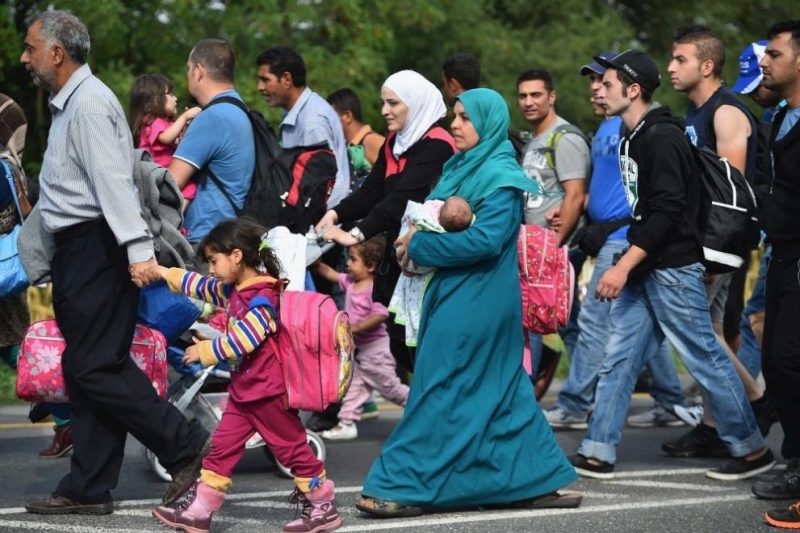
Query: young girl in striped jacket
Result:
<box><xmin>151</xmin><ymin>218</ymin><xmax>342</xmax><ymax>533</ymax></box>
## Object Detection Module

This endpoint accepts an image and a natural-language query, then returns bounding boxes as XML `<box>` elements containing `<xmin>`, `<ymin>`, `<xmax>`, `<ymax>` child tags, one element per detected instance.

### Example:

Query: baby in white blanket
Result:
<box><xmin>389</xmin><ymin>196</ymin><xmax>473</xmax><ymax>345</ymax></box>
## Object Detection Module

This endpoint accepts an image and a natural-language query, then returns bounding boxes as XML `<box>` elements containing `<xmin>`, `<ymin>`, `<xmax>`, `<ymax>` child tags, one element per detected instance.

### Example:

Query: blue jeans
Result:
<box><xmin>578</xmin><ymin>263</ymin><xmax>764</xmax><ymax>464</ymax></box>
<box><xmin>737</xmin><ymin>246</ymin><xmax>770</xmax><ymax>379</ymax></box>
<box><xmin>555</xmin><ymin>239</ymin><xmax>684</xmax><ymax>417</ymax></box>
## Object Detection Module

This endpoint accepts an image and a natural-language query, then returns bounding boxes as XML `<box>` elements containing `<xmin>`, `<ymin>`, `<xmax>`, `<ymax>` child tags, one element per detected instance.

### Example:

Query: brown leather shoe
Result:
<box><xmin>25</xmin><ymin>495</ymin><xmax>113</xmax><ymax>515</ymax></box>
<box><xmin>39</xmin><ymin>425</ymin><xmax>73</xmax><ymax>459</ymax></box>
<box><xmin>162</xmin><ymin>436</ymin><xmax>212</xmax><ymax>505</ymax></box>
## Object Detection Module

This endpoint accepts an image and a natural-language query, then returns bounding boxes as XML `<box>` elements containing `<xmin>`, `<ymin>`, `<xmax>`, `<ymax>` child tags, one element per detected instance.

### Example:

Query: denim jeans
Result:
<box><xmin>578</xmin><ymin>263</ymin><xmax>764</xmax><ymax>464</ymax></box>
<box><xmin>556</xmin><ymin>239</ymin><xmax>684</xmax><ymax>417</ymax></box>
<box><xmin>737</xmin><ymin>246</ymin><xmax>770</xmax><ymax>379</ymax></box>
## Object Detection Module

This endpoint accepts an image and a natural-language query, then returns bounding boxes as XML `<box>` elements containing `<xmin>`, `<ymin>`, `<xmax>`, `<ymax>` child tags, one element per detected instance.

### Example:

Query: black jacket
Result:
<box><xmin>763</xmin><ymin>106</ymin><xmax>800</xmax><ymax>258</ymax></box>
<box><xmin>621</xmin><ymin>105</ymin><xmax>703</xmax><ymax>273</ymax></box>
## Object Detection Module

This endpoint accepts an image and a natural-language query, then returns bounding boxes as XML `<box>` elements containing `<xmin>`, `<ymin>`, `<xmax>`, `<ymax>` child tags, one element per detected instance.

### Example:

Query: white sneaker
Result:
<box><xmin>627</xmin><ymin>406</ymin><xmax>685</xmax><ymax>427</ymax></box>
<box><xmin>321</xmin><ymin>423</ymin><xmax>358</xmax><ymax>441</ymax></box>
<box><xmin>673</xmin><ymin>404</ymin><xmax>704</xmax><ymax>427</ymax></box>
<box><xmin>544</xmin><ymin>406</ymin><xmax>588</xmax><ymax>430</ymax></box>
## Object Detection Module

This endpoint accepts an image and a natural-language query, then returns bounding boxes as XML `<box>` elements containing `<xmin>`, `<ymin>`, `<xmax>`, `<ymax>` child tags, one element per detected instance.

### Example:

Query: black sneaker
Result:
<box><xmin>569</xmin><ymin>454</ymin><xmax>615</xmax><ymax>480</ymax></box>
<box><xmin>661</xmin><ymin>423</ymin><xmax>732</xmax><ymax>458</ymax></box>
<box><xmin>751</xmin><ymin>395</ymin><xmax>780</xmax><ymax>438</ymax></box>
<box><xmin>764</xmin><ymin>502</ymin><xmax>800</xmax><ymax>529</ymax></box>
<box><xmin>753</xmin><ymin>458</ymin><xmax>800</xmax><ymax>500</ymax></box>
<box><xmin>706</xmin><ymin>448</ymin><xmax>776</xmax><ymax>481</ymax></box>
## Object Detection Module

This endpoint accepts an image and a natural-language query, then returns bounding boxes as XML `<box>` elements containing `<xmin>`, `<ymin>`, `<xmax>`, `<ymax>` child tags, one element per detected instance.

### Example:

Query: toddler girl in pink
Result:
<box><xmin>312</xmin><ymin>236</ymin><xmax>409</xmax><ymax>440</ymax></box>
<box><xmin>129</xmin><ymin>74</ymin><xmax>201</xmax><ymax>209</ymax></box>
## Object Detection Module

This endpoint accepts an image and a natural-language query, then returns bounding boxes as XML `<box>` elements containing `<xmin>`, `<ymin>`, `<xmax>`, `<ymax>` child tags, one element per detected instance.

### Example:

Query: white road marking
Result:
<box><xmin>335</xmin><ymin>494</ymin><xmax>754</xmax><ymax>532</ymax></box>
<box><xmin>0</xmin><ymin>467</ymin><xmax>756</xmax><ymax>532</ymax></box>
<box><xmin>607</xmin><ymin>480</ymin><xmax>737</xmax><ymax>492</ymax></box>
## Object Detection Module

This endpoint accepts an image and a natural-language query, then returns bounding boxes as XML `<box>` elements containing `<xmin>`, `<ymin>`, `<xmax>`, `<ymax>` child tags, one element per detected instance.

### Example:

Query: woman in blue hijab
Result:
<box><xmin>356</xmin><ymin>88</ymin><xmax>580</xmax><ymax>516</ymax></box>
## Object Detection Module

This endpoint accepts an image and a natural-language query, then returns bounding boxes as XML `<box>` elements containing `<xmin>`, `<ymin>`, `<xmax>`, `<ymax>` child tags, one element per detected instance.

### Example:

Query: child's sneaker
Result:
<box><xmin>284</xmin><ymin>480</ymin><xmax>342</xmax><ymax>533</ymax></box>
<box><xmin>321</xmin><ymin>423</ymin><xmax>357</xmax><ymax>441</ymax></box>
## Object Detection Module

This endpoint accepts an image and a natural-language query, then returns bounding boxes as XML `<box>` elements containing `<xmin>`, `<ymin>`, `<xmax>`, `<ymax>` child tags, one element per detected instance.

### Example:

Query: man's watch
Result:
<box><xmin>349</xmin><ymin>227</ymin><xmax>365</xmax><ymax>243</ymax></box>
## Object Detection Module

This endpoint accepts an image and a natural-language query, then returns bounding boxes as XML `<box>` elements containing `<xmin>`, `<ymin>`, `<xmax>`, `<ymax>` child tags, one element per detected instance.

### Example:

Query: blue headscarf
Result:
<box><xmin>427</xmin><ymin>88</ymin><xmax>546</xmax><ymax>204</ymax></box>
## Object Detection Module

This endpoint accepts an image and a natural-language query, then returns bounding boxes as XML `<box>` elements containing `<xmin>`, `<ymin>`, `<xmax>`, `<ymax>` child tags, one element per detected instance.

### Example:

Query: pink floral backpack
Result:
<box><xmin>16</xmin><ymin>319</ymin><xmax>168</xmax><ymax>402</ymax></box>
<box><xmin>517</xmin><ymin>225</ymin><xmax>575</xmax><ymax>334</ymax></box>
<box><xmin>268</xmin><ymin>290</ymin><xmax>355</xmax><ymax>412</ymax></box>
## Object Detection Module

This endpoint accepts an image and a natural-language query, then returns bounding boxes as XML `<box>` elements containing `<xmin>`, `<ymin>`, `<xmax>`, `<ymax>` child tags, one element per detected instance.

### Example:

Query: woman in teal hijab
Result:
<box><xmin>356</xmin><ymin>88</ymin><xmax>580</xmax><ymax>517</ymax></box>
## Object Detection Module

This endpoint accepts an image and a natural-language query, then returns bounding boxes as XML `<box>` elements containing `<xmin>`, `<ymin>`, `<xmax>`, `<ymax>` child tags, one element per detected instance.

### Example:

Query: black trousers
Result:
<box><xmin>51</xmin><ymin>220</ymin><xmax>206</xmax><ymax>503</ymax></box>
<box><xmin>762</xmin><ymin>252</ymin><xmax>800</xmax><ymax>460</ymax></box>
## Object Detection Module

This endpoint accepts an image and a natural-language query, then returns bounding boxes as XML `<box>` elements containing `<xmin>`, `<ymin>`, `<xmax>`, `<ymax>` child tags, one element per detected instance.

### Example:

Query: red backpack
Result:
<box><xmin>16</xmin><ymin>320</ymin><xmax>168</xmax><ymax>402</ymax></box>
<box><xmin>517</xmin><ymin>225</ymin><xmax>574</xmax><ymax>334</ymax></box>
<box><xmin>269</xmin><ymin>291</ymin><xmax>355</xmax><ymax>411</ymax></box>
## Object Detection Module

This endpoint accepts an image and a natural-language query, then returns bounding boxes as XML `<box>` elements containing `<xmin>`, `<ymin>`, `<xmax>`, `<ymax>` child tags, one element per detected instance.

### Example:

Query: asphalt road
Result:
<box><xmin>0</xmin><ymin>385</ymin><xmax>790</xmax><ymax>533</ymax></box>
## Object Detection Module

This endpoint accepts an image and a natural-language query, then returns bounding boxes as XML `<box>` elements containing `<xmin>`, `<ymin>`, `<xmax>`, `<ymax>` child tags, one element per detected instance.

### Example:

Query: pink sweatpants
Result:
<box><xmin>338</xmin><ymin>336</ymin><xmax>409</xmax><ymax>424</ymax></box>
<box><xmin>203</xmin><ymin>394</ymin><xmax>323</xmax><ymax>479</ymax></box>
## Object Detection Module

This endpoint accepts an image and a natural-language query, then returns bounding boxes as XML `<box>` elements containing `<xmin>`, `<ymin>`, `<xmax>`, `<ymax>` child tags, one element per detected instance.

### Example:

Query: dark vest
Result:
<box><xmin>685</xmin><ymin>86</ymin><xmax>759</xmax><ymax>182</ymax></box>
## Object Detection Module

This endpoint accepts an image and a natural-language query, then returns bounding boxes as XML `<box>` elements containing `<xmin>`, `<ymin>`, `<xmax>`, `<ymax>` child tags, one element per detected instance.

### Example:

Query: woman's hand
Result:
<box><xmin>323</xmin><ymin>226</ymin><xmax>358</xmax><ymax>247</ymax></box>
<box><xmin>394</xmin><ymin>223</ymin><xmax>417</xmax><ymax>271</ymax></box>
<box><xmin>314</xmin><ymin>210</ymin><xmax>339</xmax><ymax>234</ymax></box>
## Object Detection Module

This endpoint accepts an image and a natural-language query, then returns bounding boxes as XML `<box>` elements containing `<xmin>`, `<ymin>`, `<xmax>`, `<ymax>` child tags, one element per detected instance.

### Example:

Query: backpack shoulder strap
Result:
<box><xmin>204</xmin><ymin>95</ymin><xmax>249</xmax><ymax>114</ymax></box>
<box><xmin>543</xmin><ymin>123</ymin><xmax>590</xmax><ymax>170</ymax></box>
<box><xmin>196</xmin><ymin>96</ymin><xmax>249</xmax><ymax>216</ymax></box>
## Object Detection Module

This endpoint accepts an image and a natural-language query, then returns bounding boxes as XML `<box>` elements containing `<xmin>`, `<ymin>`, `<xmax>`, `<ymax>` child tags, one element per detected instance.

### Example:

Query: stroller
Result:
<box><xmin>142</xmin><ymin>230</ymin><xmax>334</xmax><ymax>481</ymax></box>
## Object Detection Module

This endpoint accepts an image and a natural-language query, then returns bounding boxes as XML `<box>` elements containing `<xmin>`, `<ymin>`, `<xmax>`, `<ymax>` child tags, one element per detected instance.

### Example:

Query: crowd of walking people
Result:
<box><xmin>2</xmin><ymin>7</ymin><xmax>800</xmax><ymax>532</ymax></box>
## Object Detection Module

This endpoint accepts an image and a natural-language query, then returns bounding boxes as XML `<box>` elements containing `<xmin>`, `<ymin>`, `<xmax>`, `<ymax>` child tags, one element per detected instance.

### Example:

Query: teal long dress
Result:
<box><xmin>362</xmin><ymin>186</ymin><xmax>577</xmax><ymax>508</ymax></box>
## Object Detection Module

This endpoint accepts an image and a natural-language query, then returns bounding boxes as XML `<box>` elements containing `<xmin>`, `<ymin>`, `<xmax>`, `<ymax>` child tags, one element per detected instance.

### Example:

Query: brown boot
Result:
<box><xmin>39</xmin><ymin>425</ymin><xmax>73</xmax><ymax>459</ymax></box>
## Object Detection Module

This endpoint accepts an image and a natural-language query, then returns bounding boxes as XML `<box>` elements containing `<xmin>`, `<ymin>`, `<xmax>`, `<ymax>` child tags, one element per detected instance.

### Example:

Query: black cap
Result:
<box><xmin>594</xmin><ymin>49</ymin><xmax>661</xmax><ymax>94</ymax></box>
<box><xmin>579</xmin><ymin>51</ymin><xmax>617</xmax><ymax>76</ymax></box>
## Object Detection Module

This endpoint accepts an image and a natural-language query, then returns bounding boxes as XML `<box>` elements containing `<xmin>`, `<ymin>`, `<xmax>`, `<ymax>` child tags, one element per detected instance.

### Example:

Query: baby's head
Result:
<box><xmin>439</xmin><ymin>196</ymin><xmax>473</xmax><ymax>232</ymax></box>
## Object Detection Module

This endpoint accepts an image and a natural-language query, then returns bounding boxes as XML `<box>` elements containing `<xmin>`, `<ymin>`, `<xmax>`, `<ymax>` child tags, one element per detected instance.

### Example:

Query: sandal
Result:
<box><xmin>355</xmin><ymin>494</ymin><xmax>425</xmax><ymax>518</ymax></box>
<box><xmin>508</xmin><ymin>490</ymin><xmax>583</xmax><ymax>509</ymax></box>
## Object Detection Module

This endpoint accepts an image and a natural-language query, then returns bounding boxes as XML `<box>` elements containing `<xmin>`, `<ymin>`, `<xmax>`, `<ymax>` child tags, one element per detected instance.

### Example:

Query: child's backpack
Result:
<box><xmin>202</xmin><ymin>97</ymin><xmax>338</xmax><ymax>234</ymax></box>
<box><xmin>517</xmin><ymin>224</ymin><xmax>574</xmax><ymax>334</ymax></box>
<box><xmin>268</xmin><ymin>290</ymin><xmax>355</xmax><ymax>411</ymax></box>
<box><xmin>16</xmin><ymin>320</ymin><xmax>168</xmax><ymax>402</ymax></box>
<box><xmin>691</xmin><ymin>144</ymin><xmax>759</xmax><ymax>274</ymax></box>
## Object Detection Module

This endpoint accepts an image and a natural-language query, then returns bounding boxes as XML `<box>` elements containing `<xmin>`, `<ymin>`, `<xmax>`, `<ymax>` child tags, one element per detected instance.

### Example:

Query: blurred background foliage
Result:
<box><xmin>1</xmin><ymin>0</ymin><xmax>795</xmax><ymax>180</ymax></box>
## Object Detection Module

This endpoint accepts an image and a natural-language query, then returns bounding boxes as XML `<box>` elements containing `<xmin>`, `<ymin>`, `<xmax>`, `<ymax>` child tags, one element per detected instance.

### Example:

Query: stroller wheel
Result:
<box><xmin>270</xmin><ymin>430</ymin><xmax>327</xmax><ymax>478</ymax></box>
<box><xmin>144</xmin><ymin>447</ymin><xmax>173</xmax><ymax>482</ymax></box>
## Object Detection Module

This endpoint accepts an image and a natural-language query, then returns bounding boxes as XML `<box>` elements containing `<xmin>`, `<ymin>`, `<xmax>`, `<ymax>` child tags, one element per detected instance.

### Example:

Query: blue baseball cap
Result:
<box><xmin>579</xmin><ymin>51</ymin><xmax>617</xmax><ymax>76</ymax></box>
<box><xmin>733</xmin><ymin>40</ymin><xmax>768</xmax><ymax>94</ymax></box>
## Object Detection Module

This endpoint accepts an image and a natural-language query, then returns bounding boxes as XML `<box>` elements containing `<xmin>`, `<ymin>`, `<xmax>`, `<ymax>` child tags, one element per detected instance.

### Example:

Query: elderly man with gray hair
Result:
<box><xmin>19</xmin><ymin>10</ymin><xmax>209</xmax><ymax>515</ymax></box>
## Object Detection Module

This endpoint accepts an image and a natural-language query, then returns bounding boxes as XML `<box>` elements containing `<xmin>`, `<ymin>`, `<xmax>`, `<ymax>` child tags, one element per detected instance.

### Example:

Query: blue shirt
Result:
<box><xmin>174</xmin><ymin>90</ymin><xmax>255</xmax><ymax>243</ymax></box>
<box><xmin>280</xmin><ymin>88</ymin><xmax>350</xmax><ymax>208</ymax></box>
<box><xmin>588</xmin><ymin>116</ymin><xmax>630</xmax><ymax>241</ymax></box>
<box><xmin>776</xmin><ymin>106</ymin><xmax>800</xmax><ymax>141</ymax></box>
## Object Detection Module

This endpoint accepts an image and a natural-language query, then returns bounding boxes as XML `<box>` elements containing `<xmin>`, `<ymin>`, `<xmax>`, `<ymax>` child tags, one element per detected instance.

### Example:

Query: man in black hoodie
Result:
<box><xmin>569</xmin><ymin>50</ymin><xmax>772</xmax><ymax>483</ymax></box>
<box><xmin>755</xmin><ymin>20</ymin><xmax>800</xmax><ymax>529</ymax></box>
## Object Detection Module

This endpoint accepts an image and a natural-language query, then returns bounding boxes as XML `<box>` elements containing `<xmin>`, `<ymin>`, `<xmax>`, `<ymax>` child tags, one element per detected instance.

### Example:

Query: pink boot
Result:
<box><xmin>284</xmin><ymin>480</ymin><xmax>342</xmax><ymax>533</ymax></box>
<box><xmin>152</xmin><ymin>482</ymin><xmax>225</xmax><ymax>533</ymax></box>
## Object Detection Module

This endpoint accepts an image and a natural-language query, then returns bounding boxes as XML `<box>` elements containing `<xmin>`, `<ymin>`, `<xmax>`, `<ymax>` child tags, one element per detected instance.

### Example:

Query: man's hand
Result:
<box><xmin>595</xmin><ymin>263</ymin><xmax>628</xmax><ymax>302</ymax></box>
<box><xmin>545</xmin><ymin>206</ymin><xmax>563</xmax><ymax>232</ymax></box>
<box><xmin>129</xmin><ymin>258</ymin><xmax>160</xmax><ymax>287</ymax></box>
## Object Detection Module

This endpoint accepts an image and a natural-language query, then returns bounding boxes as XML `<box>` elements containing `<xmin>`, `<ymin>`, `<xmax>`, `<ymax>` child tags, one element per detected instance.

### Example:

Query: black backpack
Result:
<box><xmin>201</xmin><ymin>96</ymin><xmax>337</xmax><ymax>233</ymax></box>
<box><xmin>690</xmin><ymin>143</ymin><xmax>759</xmax><ymax>274</ymax></box>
